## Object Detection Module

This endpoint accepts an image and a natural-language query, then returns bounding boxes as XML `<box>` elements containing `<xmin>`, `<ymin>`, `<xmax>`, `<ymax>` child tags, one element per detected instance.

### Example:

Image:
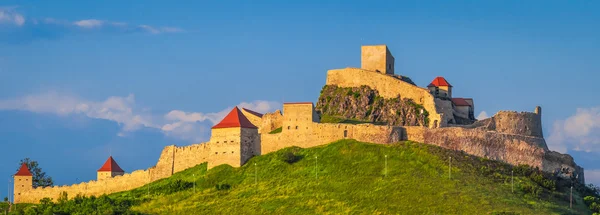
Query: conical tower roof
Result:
<box><xmin>98</xmin><ymin>156</ymin><xmax>125</xmax><ymax>172</ymax></box>
<box><xmin>212</xmin><ymin>106</ymin><xmax>258</xmax><ymax>129</ymax></box>
<box><xmin>15</xmin><ymin>163</ymin><xmax>33</xmax><ymax>176</ymax></box>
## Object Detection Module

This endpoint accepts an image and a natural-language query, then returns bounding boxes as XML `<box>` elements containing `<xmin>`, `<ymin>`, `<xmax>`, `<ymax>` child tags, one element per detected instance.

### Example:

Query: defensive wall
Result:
<box><xmin>16</xmin><ymin>143</ymin><xmax>212</xmax><ymax>203</ymax></box>
<box><xmin>326</xmin><ymin>68</ymin><xmax>453</xmax><ymax>128</ymax></box>
<box><xmin>261</xmin><ymin>122</ymin><xmax>402</xmax><ymax>154</ymax></box>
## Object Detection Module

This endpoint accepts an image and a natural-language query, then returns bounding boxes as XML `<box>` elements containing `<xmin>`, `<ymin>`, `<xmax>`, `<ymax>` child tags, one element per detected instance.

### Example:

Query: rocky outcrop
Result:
<box><xmin>316</xmin><ymin>85</ymin><xmax>429</xmax><ymax>126</ymax></box>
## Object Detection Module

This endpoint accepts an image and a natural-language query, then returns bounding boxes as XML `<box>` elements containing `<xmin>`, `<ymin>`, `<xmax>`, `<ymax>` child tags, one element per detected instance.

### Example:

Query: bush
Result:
<box><xmin>520</xmin><ymin>183</ymin><xmax>542</xmax><ymax>198</ymax></box>
<box><xmin>216</xmin><ymin>183</ymin><xmax>231</xmax><ymax>191</ymax></box>
<box><xmin>165</xmin><ymin>179</ymin><xmax>194</xmax><ymax>195</ymax></box>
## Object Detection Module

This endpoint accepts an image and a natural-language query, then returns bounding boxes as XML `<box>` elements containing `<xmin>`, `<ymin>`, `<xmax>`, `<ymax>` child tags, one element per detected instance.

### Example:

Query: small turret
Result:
<box><xmin>97</xmin><ymin>156</ymin><xmax>125</xmax><ymax>180</ymax></box>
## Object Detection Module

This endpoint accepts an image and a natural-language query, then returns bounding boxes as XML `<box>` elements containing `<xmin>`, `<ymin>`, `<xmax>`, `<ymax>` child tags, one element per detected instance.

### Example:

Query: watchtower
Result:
<box><xmin>361</xmin><ymin>45</ymin><xmax>395</xmax><ymax>75</ymax></box>
<box><xmin>13</xmin><ymin>163</ymin><xmax>33</xmax><ymax>203</ymax></box>
<box><xmin>97</xmin><ymin>156</ymin><xmax>125</xmax><ymax>180</ymax></box>
<box><xmin>209</xmin><ymin>107</ymin><xmax>260</xmax><ymax>169</ymax></box>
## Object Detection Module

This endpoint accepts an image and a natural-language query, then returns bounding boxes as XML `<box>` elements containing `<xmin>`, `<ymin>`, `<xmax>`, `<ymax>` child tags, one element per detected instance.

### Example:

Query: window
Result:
<box><xmin>224</xmin><ymin>141</ymin><xmax>227</xmax><ymax>143</ymax></box>
<box><xmin>295</xmin><ymin>126</ymin><xmax>298</xmax><ymax>129</ymax></box>
<box><xmin>19</xmin><ymin>179</ymin><xmax>21</xmax><ymax>181</ymax></box>
<box><xmin>215</xmin><ymin>152</ymin><xmax>218</xmax><ymax>154</ymax></box>
<box><xmin>232</xmin><ymin>151</ymin><xmax>234</xmax><ymax>153</ymax></box>
<box><xmin>287</xmin><ymin>126</ymin><xmax>290</xmax><ymax>130</ymax></box>
<box><xmin>344</xmin><ymin>130</ymin><xmax>348</xmax><ymax>138</ymax></box>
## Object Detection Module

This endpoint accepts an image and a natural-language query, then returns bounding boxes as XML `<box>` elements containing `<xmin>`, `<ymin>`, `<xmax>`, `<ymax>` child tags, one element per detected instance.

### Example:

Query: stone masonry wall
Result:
<box><xmin>461</xmin><ymin>109</ymin><xmax>545</xmax><ymax>140</ymax></box>
<box><xmin>326</xmin><ymin>68</ymin><xmax>449</xmax><ymax>128</ymax></box>
<box><xmin>257</xmin><ymin>110</ymin><xmax>283</xmax><ymax>134</ymax></box>
<box><xmin>403</xmin><ymin>126</ymin><xmax>583</xmax><ymax>183</ymax></box>
<box><xmin>261</xmin><ymin>122</ymin><xmax>401</xmax><ymax>154</ymax></box>
<box><xmin>16</xmin><ymin>142</ymin><xmax>211</xmax><ymax>204</ymax></box>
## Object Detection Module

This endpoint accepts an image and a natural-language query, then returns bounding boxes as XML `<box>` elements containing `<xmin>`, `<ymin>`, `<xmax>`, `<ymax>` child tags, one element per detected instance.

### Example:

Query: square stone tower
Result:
<box><xmin>209</xmin><ymin>107</ymin><xmax>260</xmax><ymax>169</ymax></box>
<box><xmin>13</xmin><ymin>163</ymin><xmax>33</xmax><ymax>203</ymax></box>
<box><xmin>361</xmin><ymin>45</ymin><xmax>395</xmax><ymax>75</ymax></box>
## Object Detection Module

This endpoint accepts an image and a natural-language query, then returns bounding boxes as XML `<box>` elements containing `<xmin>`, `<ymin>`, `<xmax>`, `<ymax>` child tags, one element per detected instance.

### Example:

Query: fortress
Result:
<box><xmin>12</xmin><ymin>45</ymin><xmax>584</xmax><ymax>204</ymax></box>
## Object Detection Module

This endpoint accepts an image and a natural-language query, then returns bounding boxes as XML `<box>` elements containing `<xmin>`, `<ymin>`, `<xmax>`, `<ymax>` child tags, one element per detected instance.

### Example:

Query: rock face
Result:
<box><xmin>316</xmin><ymin>85</ymin><xmax>429</xmax><ymax>127</ymax></box>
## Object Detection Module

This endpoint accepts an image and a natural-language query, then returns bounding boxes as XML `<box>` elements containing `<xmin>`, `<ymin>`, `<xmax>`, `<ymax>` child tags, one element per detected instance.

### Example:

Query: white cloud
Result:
<box><xmin>0</xmin><ymin>8</ymin><xmax>183</xmax><ymax>35</ymax></box>
<box><xmin>547</xmin><ymin>107</ymin><xmax>600</xmax><ymax>153</ymax></box>
<box><xmin>74</xmin><ymin>19</ymin><xmax>104</xmax><ymax>28</ymax></box>
<box><xmin>476</xmin><ymin>111</ymin><xmax>489</xmax><ymax>120</ymax></box>
<box><xmin>161</xmin><ymin>100</ymin><xmax>281</xmax><ymax>141</ymax></box>
<box><xmin>0</xmin><ymin>7</ymin><xmax>25</xmax><ymax>26</ymax></box>
<box><xmin>0</xmin><ymin>92</ymin><xmax>280</xmax><ymax>142</ymax></box>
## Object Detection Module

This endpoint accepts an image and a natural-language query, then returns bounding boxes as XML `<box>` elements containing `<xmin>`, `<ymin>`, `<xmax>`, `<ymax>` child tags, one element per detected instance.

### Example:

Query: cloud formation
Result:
<box><xmin>0</xmin><ymin>7</ymin><xmax>184</xmax><ymax>40</ymax></box>
<box><xmin>547</xmin><ymin>107</ymin><xmax>600</xmax><ymax>153</ymax></box>
<box><xmin>0</xmin><ymin>7</ymin><xmax>25</xmax><ymax>26</ymax></box>
<box><xmin>0</xmin><ymin>92</ymin><xmax>280</xmax><ymax>142</ymax></box>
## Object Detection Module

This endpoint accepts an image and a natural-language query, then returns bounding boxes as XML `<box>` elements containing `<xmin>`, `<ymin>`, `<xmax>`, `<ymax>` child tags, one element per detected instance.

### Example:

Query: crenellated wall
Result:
<box><xmin>326</xmin><ymin>68</ymin><xmax>451</xmax><ymax>128</ymax></box>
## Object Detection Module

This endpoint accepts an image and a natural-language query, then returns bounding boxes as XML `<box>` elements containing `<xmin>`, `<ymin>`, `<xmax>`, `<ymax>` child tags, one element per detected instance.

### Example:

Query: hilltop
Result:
<box><xmin>10</xmin><ymin>140</ymin><xmax>593</xmax><ymax>214</ymax></box>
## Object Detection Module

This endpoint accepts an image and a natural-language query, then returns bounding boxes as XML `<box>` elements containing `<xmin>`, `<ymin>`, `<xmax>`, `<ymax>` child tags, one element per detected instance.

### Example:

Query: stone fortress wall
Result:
<box><xmin>17</xmin><ymin>142</ymin><xmax>213</xmax><ymax>203</ymax></box>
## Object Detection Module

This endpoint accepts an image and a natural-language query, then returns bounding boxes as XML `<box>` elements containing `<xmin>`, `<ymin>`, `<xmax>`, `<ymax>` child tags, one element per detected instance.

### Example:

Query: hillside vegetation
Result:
<box><xmin>9</xmin><ymin>140</ymin><xmax>594</xmax><ymax>214</ymax></box>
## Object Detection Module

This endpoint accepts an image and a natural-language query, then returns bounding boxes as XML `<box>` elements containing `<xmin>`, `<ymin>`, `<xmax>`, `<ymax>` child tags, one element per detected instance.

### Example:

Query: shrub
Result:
<box><xmin>280</xmin><ymin>151</ymin><xmax>302</xmax><ymax>164</ymax></box>
<box><xmin>216</xmin><ymin>183</ymin><xmax>231</xmax><ymax>191</ymax></box>
<box><xmin>165</xmin><ymin>179</ymin><xmax>194</xmax><ymax>194</ymax></box>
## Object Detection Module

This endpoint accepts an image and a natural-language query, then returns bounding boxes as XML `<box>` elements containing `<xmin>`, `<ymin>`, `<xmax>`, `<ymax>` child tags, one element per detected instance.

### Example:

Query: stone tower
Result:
<box><xmin>97</xmin><ymin>156</ymin><xmax>125</xmax><ymax>180</ymax></box>
<box><xmin>208</xmin><ymin>106</ymin><xmax>260</xmax><ymax>169</ymax></box>
<box><xmin>427</xmin><ymin>76</ymin><xmax>453</xmax><ymax>99</ymax></box>
<box><xmin>13</xmin><ymin>163</ymin><xmax>33</xmax><ymax>203</ymax></box>
<box><xmin>361</xmin><ymin>45</ymin><xmax>395</xmax><ymax>75</ymax></box>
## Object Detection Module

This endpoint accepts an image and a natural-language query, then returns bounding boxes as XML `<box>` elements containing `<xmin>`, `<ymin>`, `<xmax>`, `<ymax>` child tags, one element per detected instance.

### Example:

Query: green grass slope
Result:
<box><xmin>11</xmin><ymin>140</ymin><xmax>593</xmax><ymax>214</ymax></box>
<box><xmin>124</xmin><ymin>140</ymin><xmax>588</xmax><ymax>214</ymax></box>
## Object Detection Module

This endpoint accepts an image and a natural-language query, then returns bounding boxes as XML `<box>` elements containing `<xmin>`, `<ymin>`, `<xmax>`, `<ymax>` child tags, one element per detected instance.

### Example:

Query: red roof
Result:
<box><xmin>15</xmin><ymin>163</ymin><xmax>33</xmax><ymax>176</ymax></box>
<box><xmin>98</xmin><ymin>156</ymin><xmax>125</xmax><ymax>172</ymax></box>
<box><xmin>212</xmin><ymin>107</ymin><xmax>258</xmax><ymax>129</ymax></box>
<box><xmin>241</xmin><ymin>108</ymin><xmax>263</xmax><ymax>118</ymax></box>
<box><xmin>427</xmin><ymin>77</ymin><xmax>453</xmax><ymax>87</ymax></box>
<box><xmin>452</xmin><ymin>98</ymin><xmax>471</xmax><ymax>106</ymax></box>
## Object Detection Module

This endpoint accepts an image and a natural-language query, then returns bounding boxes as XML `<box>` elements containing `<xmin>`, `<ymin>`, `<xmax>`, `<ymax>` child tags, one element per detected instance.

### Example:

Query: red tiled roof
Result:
<box><xmin>283</xmin><ymin>102</ymin><xmax>313</xmax><ymax>105</ymax></box>
<box><xmin>98</xmin><ymin>156</ymin><xmax>125</xmax><ymax>172</ymax></box>
<box><xmin>241</xmin><ymin>108</ymin><xmax>263</xmax><ymax>118</ymax></box>
<box><xmin>212</xmin><ymin>107</ymin><xmax>258</xmax><ymax>129</ymax></box>
<box><xmin>427</xmin><ymin>77</ymin><xmax>453</xmax><ymax>87</ymax></box>
<box><xmin>15</xmin><ymin>163</ymin><xmax>32</xmax><ymax>176</ymax></box>
<box><xmin>452</xmin><ymin>98</ymin><xmax>471</xmax><ymax>106</ymax></box>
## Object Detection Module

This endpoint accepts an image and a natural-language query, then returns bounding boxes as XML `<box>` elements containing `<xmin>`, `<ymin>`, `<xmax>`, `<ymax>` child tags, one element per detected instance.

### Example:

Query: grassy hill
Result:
<box><xmin>10</xmin><ymin>140</ymin><xmax>594</xmax><ymax>214</ymax></box>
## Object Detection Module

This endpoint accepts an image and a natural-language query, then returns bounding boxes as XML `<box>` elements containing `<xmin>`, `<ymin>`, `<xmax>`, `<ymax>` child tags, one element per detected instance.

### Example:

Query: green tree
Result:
<box><xmin>17</xmin><ymin>158</ymin><xmax>53</xmax><ymax>188</ymax></box>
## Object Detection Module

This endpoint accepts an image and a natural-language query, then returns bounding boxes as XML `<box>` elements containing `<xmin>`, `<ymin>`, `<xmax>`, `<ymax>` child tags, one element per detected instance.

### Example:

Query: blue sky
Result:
<box><xmin>1</xmin><ymin>0</ymin><xmax>599</xmax><ymax>199</ymax></box>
